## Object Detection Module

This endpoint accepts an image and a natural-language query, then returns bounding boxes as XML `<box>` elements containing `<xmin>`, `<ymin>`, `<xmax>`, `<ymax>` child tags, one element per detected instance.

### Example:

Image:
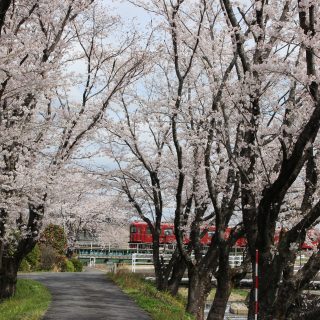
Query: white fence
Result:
<box><xmin>131</xmin><ymin>253</ymin><xmax>245</xmax><ymax>272</ymax></box>
<box><xmin>229</xmin><ymin>255</ymin><xmax>244</xmax><ymax>268</ymax></box>
<box><xmin>131</xmin><ymin>253</ymin><xmax>173</xmax><ymax>272</ymax></box>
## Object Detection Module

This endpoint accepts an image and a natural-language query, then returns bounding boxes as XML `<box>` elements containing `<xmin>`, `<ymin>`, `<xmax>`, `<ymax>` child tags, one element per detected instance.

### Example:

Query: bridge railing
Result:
<box><xmin>131</xmin><ymin>253</ymin><xmax>246</xmax><ymax>272</ymax></box>
<box><xmin>131</xmin><ymin>253</ymin><xmax>173</xmax><ymax>272</ymax></box>
<box><xmin>229</xmin><ymin>255</ymin><xmax>244</xmax><ymax>268</ymax></box>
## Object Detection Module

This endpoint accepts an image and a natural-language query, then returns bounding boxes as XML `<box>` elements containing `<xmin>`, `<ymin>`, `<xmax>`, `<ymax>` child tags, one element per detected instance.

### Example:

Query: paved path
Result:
<box><xmin>19</xmin><ymin>270</ymin><xmax>151</xmax><ymax>320</ymax></box>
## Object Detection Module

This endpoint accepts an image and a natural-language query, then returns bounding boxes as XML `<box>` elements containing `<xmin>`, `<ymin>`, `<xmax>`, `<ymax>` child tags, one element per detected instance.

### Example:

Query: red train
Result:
<box><xmin>129</xmin><ymin>221</ymin><xmax>320</xmax><ymax>249</ymax></box>
<box><xmin>129</xmin><ymin>221</ymin><xmax>246</xmax><ymax>247</ymax></box>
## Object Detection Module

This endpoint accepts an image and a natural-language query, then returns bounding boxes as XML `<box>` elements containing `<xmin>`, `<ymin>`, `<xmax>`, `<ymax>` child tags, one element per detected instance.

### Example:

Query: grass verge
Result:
<box><xmin>0</xmin><ymin>279</ymin><xmax>51</xmax><ymax>320</ymax></box>
<box><xmin>109</xmin><ymin>272</ymin><xmax>194</xmax><ymax>320</ymax></box>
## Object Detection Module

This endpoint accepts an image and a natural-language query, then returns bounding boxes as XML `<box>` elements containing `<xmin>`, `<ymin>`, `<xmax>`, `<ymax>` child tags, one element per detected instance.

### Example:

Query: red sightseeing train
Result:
<box><xmin>129</xmin><ymin>221</ymin><xmax>246</xmax><ymax>247</ymax></box>
<box><xmin>129</xmin><ymin>221</ymin><xmax>320</xmax><ymax>249</ymax></box>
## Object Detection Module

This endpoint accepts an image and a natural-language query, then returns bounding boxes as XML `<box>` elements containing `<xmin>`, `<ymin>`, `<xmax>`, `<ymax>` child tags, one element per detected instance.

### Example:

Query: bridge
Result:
<box><xmin>76</xmin><ymin>241</ymin><xmax>312</xmax><ymax>271</ymax></box>
<box><xmin>74</xmin><ymin>241</ymin><xmax>305</xmax><ymax>271</ymax></box>
<box><xmin>74</xmin><ymin>241</ymin><xmax>245</xmax><ymax>259</ymax></box>
<box><xmin>75</xmin><ymin>242</ymin><xmax>320</xmax><ymax>288</ymax></box>
<box><xmin>75</xmin><ymin>241</ymin><xmax>157</xmax><ymax>264</ymax></box>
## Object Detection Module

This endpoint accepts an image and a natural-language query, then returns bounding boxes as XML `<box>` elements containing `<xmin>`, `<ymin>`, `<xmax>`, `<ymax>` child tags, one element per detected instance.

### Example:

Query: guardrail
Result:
<box><xmin>131</xmin><ymin>253</ymin><xmax>173</xmax><ymax>272</ymax></box>
<box><xmin>131</xmin><ymin>253</ymin><xmax>246</xmax><ymax>272</ymax></box>
<box><xmin>229</xmin><ymin>255</ymin><xmax>244</xmax><ymax>268</ymax></box>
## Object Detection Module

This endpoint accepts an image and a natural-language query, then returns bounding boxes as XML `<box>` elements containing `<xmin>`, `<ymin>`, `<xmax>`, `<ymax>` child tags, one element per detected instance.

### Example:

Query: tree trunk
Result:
<box><xmin>247</xmin><ymin>247</ymin><xmax>282</xmax><ymax>320</ymax></box>
<box><xmin>0</xmin><ymin>255</ymin><xmax>19</xmax><ymax>300</ymax></box>
<box><xmin>186</xmin><ymin>267</ymin><xmax>212</xmax><ymax>320</ymax></box>
<box><xmin>153</xmin><ymin>242</ymin><xmax>167</xmax><ymax>291</ymax></box>
<box><xmin>207</xmin><ymin>276</ymin><xmax>231</xmax><ymax>320</ymax></box>
<box><xmin>168</xmin><ymin>255</ymin><xmax>186</xmax><ymax>296</ymax></box>
<box><xmin>290</xmin><ymin>308</ymin><xmax>320</xmax><ymax>320</ymax></box>
<box><xmin>248</xmin><ymin>257</ymin><xmax>277</xmax><ymax>320</ymax></box>
<box><xmin>272</xmin><ymin>280</ymin><xmax>297</xmax><ymax>320</ymax></box>
<box><xmin>0</xmin><ymin>203</ymin><xmax>43</xmax><ymax>300</ymax></box>
<box><xmin>206</xmin><ymin>247</ymin><xmax>232</xmax><ymax>320</ymax></box>
<box><xmin>272</xmin><ymin>251</ymin><xmax>320</xmax><ymax>320</ymax></box>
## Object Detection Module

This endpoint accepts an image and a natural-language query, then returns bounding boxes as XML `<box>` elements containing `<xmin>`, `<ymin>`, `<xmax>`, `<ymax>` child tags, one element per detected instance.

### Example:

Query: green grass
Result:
<box><xmin>109</xmin><ymin>272</ymin><xmax>195</xmax><ymax>320</ymax></box>
<box><xmin>0</xmin><ymin>279</ymin><xmax>51</xmax><ymax>320</ymax></box>
<box><xmin>231</xmin><ymin>288</ymin><xmax>249</xmax><ymax>298</ymax></box>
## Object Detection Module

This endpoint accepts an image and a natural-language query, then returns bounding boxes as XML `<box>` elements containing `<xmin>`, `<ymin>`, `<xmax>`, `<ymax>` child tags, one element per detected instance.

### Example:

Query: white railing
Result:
<box><xmin>229</xmin><ymin>254</ymin><xmax>244</xmax><ymax>268</ymax></box>
<box><xmin>132</xmin><ymin>253</ymin><xmax>152</xmax><ymax>272</ymax></box>
<box><xmin>131</xmin><ymin>253</ymin><xmax>173</xmax><ymax>272</ymax></box>
<box><xmin>132</xmin><ymin>253</ymin><xmax>245</xmax><ymax>272</ymax></box>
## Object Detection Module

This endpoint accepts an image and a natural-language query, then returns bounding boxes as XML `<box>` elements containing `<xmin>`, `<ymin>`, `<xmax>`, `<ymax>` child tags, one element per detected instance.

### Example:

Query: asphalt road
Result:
<box><xmin>19</xmin><ymin>270</ymin><xmax>151</xmax><ymax>320</ymax></box>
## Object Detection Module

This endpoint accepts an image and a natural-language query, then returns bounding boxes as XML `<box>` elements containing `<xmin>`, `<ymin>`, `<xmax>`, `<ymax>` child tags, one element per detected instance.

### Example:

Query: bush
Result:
<box><xmin>19</xmin><ymin>259</ymin><xmax>30</xmax><ymax>272</ymax></box>
<box><xmin>40</xmin><ymin>245</ymin><xmax>58</xmax><ymax>271</ymax></box>
<box><xmin>19</xmin><ymin>244</ymin><xmax>41</xmax><ymax>272</ymax></box>
<box><xmin>27</xmin><ymin>244</ymin><xmax>41</xmax><ymax>271</ymax></box>
<box><xmin>40</xmin><ymin>224</ymin><xmax>67</xmax><ymax>255</ymax></box>
<box><xmin>61</xmin><ymin>259</ymin><xmax>75</xmax><ymax>272</ymax></box>
<box><xmin>70</xmin><ymin>258</ymin><xmax>83</xmax><ymax>272</ymax></box>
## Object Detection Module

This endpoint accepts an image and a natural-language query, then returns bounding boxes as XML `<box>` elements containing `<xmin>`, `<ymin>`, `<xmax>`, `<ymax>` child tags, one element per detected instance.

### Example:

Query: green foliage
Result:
<box><xmin>70</xmin><ymin>258</ymin><xmax>83</xmax><ymax>272</ymax></box>
<box><xmin>19</xmin><ymin>244</ymin><xmax>41</xmax><ymax>272</ymax></box>
<box><xmin>0</xmin><ymin>279</ymin><xmax>51</xmax><ymax>320</ymax></box>
<box><xmin>60</xmin><ymin>259</ymin><xmax>75</xmax><ymax>272</ymax></box>
<box><xmin>19</xmin><ymin>259</ymin><xmax>30</xmax><ymax>272</ymax></box>
<box><xmin>39</xmin><ymin>245</ymin><xmax>58</xmax><ymax>271</ymax></box>
<box><xmin>109</xmin><ymin>272</ymin><xmax>194</xmax><ymax>320</ymax></box>
<box><xmin>39</xmin><ymin>224</ymin><xmax>68</xmax><ymax>271</ymax></box>
<box><xmin>41</xmin><ymin>224</ymin><xmax>67</xmax><ymax>255</ymax></box>
<box><xmin>26</xmin><ymin>244</ymin><xmax>41</xmax><ymax>270</ymax></box>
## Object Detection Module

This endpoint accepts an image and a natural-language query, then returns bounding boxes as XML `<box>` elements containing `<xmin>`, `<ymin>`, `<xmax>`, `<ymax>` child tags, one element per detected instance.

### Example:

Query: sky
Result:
<box><xmin>109</xmin><ymin>1</ymin><xmax>152</xmax><ymax>28</ymax></box>
<box><xmin>67</xmin><ymin>1</ymin><xmax>156</xmax><ymax>171</ymax></box>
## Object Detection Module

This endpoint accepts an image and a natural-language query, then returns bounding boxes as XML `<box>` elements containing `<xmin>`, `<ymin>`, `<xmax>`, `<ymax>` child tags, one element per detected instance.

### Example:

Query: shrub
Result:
<box><xmin>40</xmin><ymin>245</ymin><xmax>58</xmax><ymax>271</ymax></box>
<box><xmin>26</xmin><ymin>244</ymin><xmax>41</xmax><ymax>271</ymax></box>
<box><xmin>19</xmin><ymin>259</ymin><xmax>30</xmax><ymax>272</ymax></box>
<box><xmin>70</xmin><ymin>258</ymin><xmax>83</xmax><ymax>272</ymax></box>
<box><xmin>61</xmin><ymin>259</ymin><xmax>75</xmax><ymax>272</ymax></box>
<box><xmin>40</xmin><ymin>224</ymin><xmax>67</xmax><ymax>255</ymax></box>
<box><xmin>19</xmin><ymin>244</ymin><xmax>41</xmax><ymax>272</ymax></box>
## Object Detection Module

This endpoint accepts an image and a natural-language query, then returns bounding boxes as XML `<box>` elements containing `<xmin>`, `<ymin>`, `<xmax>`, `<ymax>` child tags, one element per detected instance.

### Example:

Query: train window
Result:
<box><xmin>164</xmin><ymin>228</ymin><xmax>173</xmax><ymax>236</ymax></box>
<box><xmin>208</xmin><ymin>231</ymin><xmax>215</xmax><ymax>237</ymax></box>
<box><xmin>146</xmin><ymin>227</ymin><xmax>152</xmax><ymax>234</ymax></box>
<box><xmin>130</xmin><ymin>226</ymin><xmax>137</xmax><ymax>233</ymax></box>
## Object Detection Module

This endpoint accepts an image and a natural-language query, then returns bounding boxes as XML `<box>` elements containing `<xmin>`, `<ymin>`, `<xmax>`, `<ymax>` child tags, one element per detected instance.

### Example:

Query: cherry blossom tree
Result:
<box><xmin>99</xmin><ymin>2</ymin><xmax>244</xmax><ymax>319</ymax></box>
<box><xmin>0</xmin><ymin>0</ymin><xmax>145</xmax><ymax>298</ymax></box>
<box><xmin>120</xmin><ymin>2</ymin><xmax>247</xmax><ymax>319</ymax></box>
<box><xmin>96</xmin><ymin>79</ymin><xmax>190</xmax><ymax>292</ymax></box>
<box><xmin>47</xmin><ymin>168</ymin><xmax>129</xmax><ymax>249</ymax></box>
<box><xmin>217</xmin><ymin>1</ymin><xmax>320</xmax><ymax>319</ymax></box>
<box><xmin>118</xmin><ymin>1</ymin><xmax>320</xmax><ymax>319</ymax></box>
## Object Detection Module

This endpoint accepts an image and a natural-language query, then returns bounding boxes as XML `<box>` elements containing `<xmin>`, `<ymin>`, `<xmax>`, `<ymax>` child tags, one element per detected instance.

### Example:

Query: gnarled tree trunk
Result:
<box><xmin>0</xmin><ymin>203</ymin><xmax>43</xmax><ymax>299</ymax></box>
<box><xmin>186</xmin><ymin>267</ymin><xmax>212</xmax><ymax>320</ymax></box>
<box><xmin>168</xmin><ymin>254</ymin><xmax>186</xmax><ymax>296</ymax></box>
<box><xmin>207</xmin><ymin>245</ymin><xmax>232</xmax><ymax>320</ymax></box>
<box><xmin>0</xmin><ymin>255</ymin><xmax>19</xmax><ymax>299</ymax></box>
<box><xmin>0</xmin><ymin>252</ymin><xmax>21</xmax><ymax>300</ymax></box>
<box><xmin>207</xmin><ymin>244</ymin><xmax>249</xmax><ymax>320</ymax></box>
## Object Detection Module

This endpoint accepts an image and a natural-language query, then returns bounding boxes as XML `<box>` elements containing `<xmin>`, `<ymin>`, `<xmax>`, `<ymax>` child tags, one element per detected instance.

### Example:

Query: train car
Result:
<box><xmin>130</xmin><ymin>221</ymin><xmax>175</xmax><ymax>245</ymax></box>
<box><xmin>129</xmin><ymin>221</ymin><xmax>320</xmax><ymax>250</ymax></box>
<box><xmin>129</xmin><ymin>222</ymin><xmax>247</xmax><ymax>248</ymax></box>
<box><xmin>197</xmin><ymin>226</ymin><xmax>247</xmax><ymax>247</ymax></box>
